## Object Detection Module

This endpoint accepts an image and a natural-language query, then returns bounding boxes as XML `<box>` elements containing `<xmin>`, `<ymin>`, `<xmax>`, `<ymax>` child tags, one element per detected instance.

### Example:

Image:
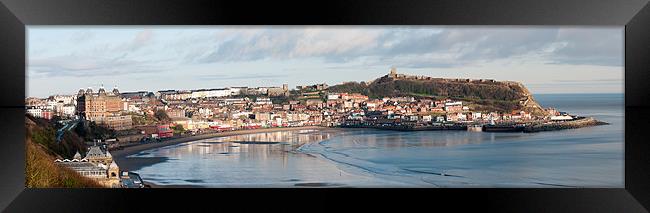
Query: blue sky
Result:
<box><xmin>27</xmin><ymin>26</ymin><xmax>623</xmax><ymax>98</ymax></box>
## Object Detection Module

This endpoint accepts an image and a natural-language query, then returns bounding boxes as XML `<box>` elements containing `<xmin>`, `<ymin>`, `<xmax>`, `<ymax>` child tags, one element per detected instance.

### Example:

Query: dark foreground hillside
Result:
<box><xmin>25</xmin><ymin>116</ymin><xmax>103</xmax><ymax>188</ymax></box>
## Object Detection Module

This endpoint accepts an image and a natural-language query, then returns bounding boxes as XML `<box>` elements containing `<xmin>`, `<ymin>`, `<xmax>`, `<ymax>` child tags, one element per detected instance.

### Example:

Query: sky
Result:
<box><xmin>27</xmin><ymin>26</ymin><xmax>624</xmax><ymax>98</ymax></box>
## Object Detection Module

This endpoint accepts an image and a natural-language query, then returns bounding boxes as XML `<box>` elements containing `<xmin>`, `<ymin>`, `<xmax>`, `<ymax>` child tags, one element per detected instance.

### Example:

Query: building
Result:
<box><xmin>167</xmin><ymin>108</ymin><xmax>186</xmax><ymax>118</ymax></box>
<box><xmin>171</xmin><ymin>117</ymin><xmax>192</xmax><ymax>130</ymax></box>
<box><xmin>255</xmin><ymin>97</ymin><xmax>273</xmax><ymax>105</ymax></box>
<box><xmin>444</xmin><ymin>101</ymin><xmax>463</xmax><ymax>112</ymax></box>
<box><xmin>305</xmin><ymin>99</ymin><xmax>323</xmax><ymax>106</ymax></box>
<box><xmin>85</xmin><ymin>145</ymin><xmax>114</xmax><ymax>165</ymax></box>
<box><xmin>136</xmin><ymin>124</ymin><xmax>173</xmax><ymax>138</ymax></box>
<box><xmin>267</xmin><ymin>84</ymin><xmax>289</xmax><ymax>97</ymax></box>
<box><xmin>327</xmin><ymin>93</ymin><xmax>340</xmax><ymax>100</ymax></box>
<box><xmin>54</xmin><ymin>145</ymin><xmax>121</xmax><ymax>188</ymax></box>
<box><xmin>51</xmin><ymin>94</ymin><xmax>76</xmax><ymax>105</ymax></box>
<box><xmin>341</xmin><ymin>93</ymin><xmax>368</xmax><ymax>103</ymax></box>
<box><xmin>120</xmin><ymin>90</ymin><xmax>150</xmax><ymax>100</ymax></box>
<box><xmin>102</xmin><ymin>115</ymin><xmax>133</xmax><ymax>131</ymax></box>
<box><xmin>551</xmin><ymin>115</ymin><xmax>573</xmax><ymax>121</ymax></box>
<box><xmin>77</xmin><ymin>86</ymin><xmax>133</xmax><ymax>130</ymax></box>
<box><xmin>25</xmin><ymin>97</ymin><xmax>47</xmax><ymax>107</ymax></box>
<box><xmin>61</xmin><ymin>104</ymin><xmax>76</xmax><ymax>117</ymax></box>
<box><xmin>190</xmin><ymin>88</ymin><xmax>239</xmax><ymax>99</ymax></box>
<box><xmin>297</xmin><ymin>83</ymin><xmax>328</xmax><ymax>91</ymax></box>
<box><xmin>26</xmin><ymin>107</ymin><xmax>54</xmax><ymax>120</ymax></box>
<box><xmin>159</xmin><ymin>90</ymin><xmax>192</xmax><ymax>101</ymax></box>
<box><xmin>389</xmin><ymin>67</ymin><xmax>397</xmax><ymax>78</ymax></box>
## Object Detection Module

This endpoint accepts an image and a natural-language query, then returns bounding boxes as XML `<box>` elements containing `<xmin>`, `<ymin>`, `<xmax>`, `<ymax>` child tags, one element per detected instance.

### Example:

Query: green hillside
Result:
<box><xmin>25</xmin><ymin>116</ymin><xmax>103</xmax><ymax>188</ymax></box>
<box><xmin>329</xmin><ymin>74</ymin><xmax>548</xmax><ymax>116</ymax></box>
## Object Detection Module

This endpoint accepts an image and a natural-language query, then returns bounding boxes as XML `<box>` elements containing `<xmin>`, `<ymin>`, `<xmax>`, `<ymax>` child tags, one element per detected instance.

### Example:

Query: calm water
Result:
<box><xmin>129</xmin><ymin>93</ymin><xmax>624</xmax><ymax>187</ymax></box>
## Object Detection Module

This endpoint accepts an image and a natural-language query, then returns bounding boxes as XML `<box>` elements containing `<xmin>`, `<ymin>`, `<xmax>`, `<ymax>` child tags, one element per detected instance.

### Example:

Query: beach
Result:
<box><xmin>118</xmin><ymin>127</ymin><xmax>386</xmax><ymax>188</ymax></box>
<box><xmin>112</xmin><ymin>126</ymin><xmax>327</xmax><ymax>172</ymax></box>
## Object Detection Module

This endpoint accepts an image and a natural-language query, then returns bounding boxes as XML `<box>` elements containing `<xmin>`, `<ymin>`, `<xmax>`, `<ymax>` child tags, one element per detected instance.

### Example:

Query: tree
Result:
<box><xmin>171</xmin><ymin>124</ymin><xmax>185</xmax><ymax>134</ymax></box>
<box><xmin>154</xmin><ymin>109</ymin><xmax>171</xmax><ymax>123</ymax></box>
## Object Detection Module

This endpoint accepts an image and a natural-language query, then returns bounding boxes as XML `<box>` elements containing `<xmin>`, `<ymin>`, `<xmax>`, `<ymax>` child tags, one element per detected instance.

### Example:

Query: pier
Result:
<box><xmin>523</xmin><ymin>117</ymin><xmax>609</xmax><ymax>132</ymax></box>
<box><xmin>340</xmin><ymin>117</ymin><xmax>608</xmax><ymax>133</ymax></box>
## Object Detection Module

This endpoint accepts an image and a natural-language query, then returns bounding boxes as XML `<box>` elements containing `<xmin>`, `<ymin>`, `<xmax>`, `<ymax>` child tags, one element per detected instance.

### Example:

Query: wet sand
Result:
<box><xmin>113</xmin><ymin>126</ymin><xmax>327</xmax><ymax>172</ymax></box>
<box><xmin>120</xmin><ymin>127</ymin><xmax>358</xmax><ymax>188</ymax></box>
<box><xmin>119</xmin><ymin>157</ymin><xmax>168</xmax><ymax>171</ymax></box>
<box><xmin>144</xmin><ymin>181</ymin><xmax>203</xmax><ymax>188</ymax></box>
<box><xmin>145</xmin><ymin>181</ymin><xmax>351</xmax><ymax>188</ymax></box>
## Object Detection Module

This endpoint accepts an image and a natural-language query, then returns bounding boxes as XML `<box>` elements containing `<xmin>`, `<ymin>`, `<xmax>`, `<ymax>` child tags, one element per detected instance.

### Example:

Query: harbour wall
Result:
<box><xmin>523</xmin><ymin>117</ymin><xmax>609</xmax><ymax>133</ymax></box>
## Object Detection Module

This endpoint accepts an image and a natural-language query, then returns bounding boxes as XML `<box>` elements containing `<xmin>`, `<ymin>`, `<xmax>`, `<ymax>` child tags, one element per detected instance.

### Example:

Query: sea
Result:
<box><xmin>127</xmin><ymin>93</ymin><xmax>624</xmax><ymax>187</ymax></box>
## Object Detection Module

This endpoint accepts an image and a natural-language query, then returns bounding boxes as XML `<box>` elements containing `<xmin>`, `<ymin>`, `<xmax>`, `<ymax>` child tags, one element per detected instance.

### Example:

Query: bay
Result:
<box><xmin>129</xmin><ymin>93</ymin><xmax>624</xmax><ymax>187</ymax></box>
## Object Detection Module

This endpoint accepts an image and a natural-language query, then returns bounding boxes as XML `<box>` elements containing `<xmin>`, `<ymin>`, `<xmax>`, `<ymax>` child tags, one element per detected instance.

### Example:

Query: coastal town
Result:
<box><xmin>25</xmin><ymin>69</ymin><xmax>605</xmax><ymax>188</ymax></box>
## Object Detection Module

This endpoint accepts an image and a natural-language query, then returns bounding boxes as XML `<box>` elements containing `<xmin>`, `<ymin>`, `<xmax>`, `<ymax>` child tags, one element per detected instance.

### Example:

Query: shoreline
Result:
<box><xmin>117</xmin><ymin>119</ymin><xmax>609</xmax><ymax>188</ymax></box>
<box><xmin>122</xmin><ymin>126</ymin><xmax>344</xmax><ymax>188</ymax></box>
<box><xmin>113</xmin><ymin>118</ymin><xmax>607</xmax><ymax>169</ymax></box>
<box><xmin>112</xmin><ymin>126</ymin><xmax>327</xmax><ymax>172</ymax></box>
<box><xmin>144</xmin><ymin>181</ymin><xmax>203</xmax><ymax>188</ymax></box>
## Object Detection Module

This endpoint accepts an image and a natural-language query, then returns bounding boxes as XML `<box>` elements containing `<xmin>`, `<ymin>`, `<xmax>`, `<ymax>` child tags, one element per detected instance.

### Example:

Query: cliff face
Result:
<box><xmin>329</xmin><ymin>74</ymin><xmax>549</xmax><ymax>116</ymax></box>
<box><xmin>507</xmin><ymin>81</ymin><xmax>548</xmax><ymax>116</ymax></box>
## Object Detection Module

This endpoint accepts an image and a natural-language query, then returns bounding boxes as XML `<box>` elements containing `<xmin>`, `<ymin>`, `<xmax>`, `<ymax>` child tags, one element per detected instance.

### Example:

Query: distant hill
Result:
<box><xmin>328</xmin><ymin>71</ymin><xmax>548</xmax><ymax>116</ymax></box>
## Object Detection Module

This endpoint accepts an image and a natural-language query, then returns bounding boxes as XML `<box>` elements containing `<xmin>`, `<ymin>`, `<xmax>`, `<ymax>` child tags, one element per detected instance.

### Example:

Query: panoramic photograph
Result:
<box><xmin>25</xmin><ymin>26</ymin><xmax>623</xmax><ymax>188</ymax></box>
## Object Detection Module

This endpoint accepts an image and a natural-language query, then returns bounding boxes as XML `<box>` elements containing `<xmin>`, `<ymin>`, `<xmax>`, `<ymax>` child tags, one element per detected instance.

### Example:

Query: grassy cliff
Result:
<box><xmin>329</xmin><ymin>74</ymin><xmax>548</xmax><ymax>116</ymax></box>
<box><xmin>25</xmin><ymin>116</ymin><xmax>103</xmax><ymax>188</ymax></box>
<box><xmin>25</xmin><ymin>137</ymin><xmax>103</xmax><ymax>188</ymax></box>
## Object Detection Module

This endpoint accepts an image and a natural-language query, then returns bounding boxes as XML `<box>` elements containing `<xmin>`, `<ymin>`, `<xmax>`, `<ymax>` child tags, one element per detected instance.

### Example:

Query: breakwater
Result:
<box><xmin>341</xmin><ymin>117</ymin><xmax>608</xmax><ymax>133</ymax></box>
<box><xmin>523</xmin><ymin>117</ymin><xmax>609</xmax><ymax>133</ymax></box>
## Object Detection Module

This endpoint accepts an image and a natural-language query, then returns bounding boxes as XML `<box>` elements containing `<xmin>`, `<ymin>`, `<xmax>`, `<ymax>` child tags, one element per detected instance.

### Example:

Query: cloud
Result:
<box><xmin>28</xmin><ymin>54</ymin><xmax>164</xmax><ymax>78</ymax></box>
<box><xmin>365</xmin><ymin>28</ymin><xmax>562</xmax><ymax>68</ymax></box>
<box><xmin>198</xmin><ymin>28</ymin><xmax>385</xmax><ymax>63</ymax></box>
<box><xmin>194</xmin><ymin>27</ymin><xmax>621</xmax><ymax>68</ymax></box>
<box><xmin>546</xmin><ymin>28</ymin><xmax>623</xmax><ymax>66</ymax></box>
<box><xmin>69</xmin><ymin>31</ymin><xmax>95</xmax><ymax>43</ymax></box>
<box><xmin>194</xmin><ymin>73</ymin><xmax>288</xmax><ymax>81</ymax></box>
<box><xmin>29</xmin><ymin>27</ymin><xmax>623</xmax><ymax>81</ymax></box>
<box><xmin>199</xmin><ymin>30</ymin><xmax>294</xmax><ymax>62</ymax></box>
<box><xmin>135</xmin><ymin>30</ymin><xmax>153</xmax><ymax>44</ymax></box>
<box><xmin>114</xmin><ymin>29</ymin><xmax>155</xmax><ymax>51</ymax></box>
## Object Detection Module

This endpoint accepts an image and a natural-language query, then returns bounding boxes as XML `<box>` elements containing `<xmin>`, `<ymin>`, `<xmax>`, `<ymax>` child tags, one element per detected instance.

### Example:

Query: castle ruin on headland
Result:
<box><xmin>385</xmin><ymin>67</ymin><xmax>498</xmax><ymax>84</ymax></box>
<box><xmin>382</xmin><ymin>67</ymin><xmax>548</xmax><ymax>116</ymax></box>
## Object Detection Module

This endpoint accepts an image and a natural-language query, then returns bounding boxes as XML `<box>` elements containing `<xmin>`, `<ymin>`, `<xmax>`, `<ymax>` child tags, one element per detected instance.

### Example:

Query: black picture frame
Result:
<box><xmin>1</xmin><ymin>0</ymin><xmax>649</xmax><ymax>212</ymax></box>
